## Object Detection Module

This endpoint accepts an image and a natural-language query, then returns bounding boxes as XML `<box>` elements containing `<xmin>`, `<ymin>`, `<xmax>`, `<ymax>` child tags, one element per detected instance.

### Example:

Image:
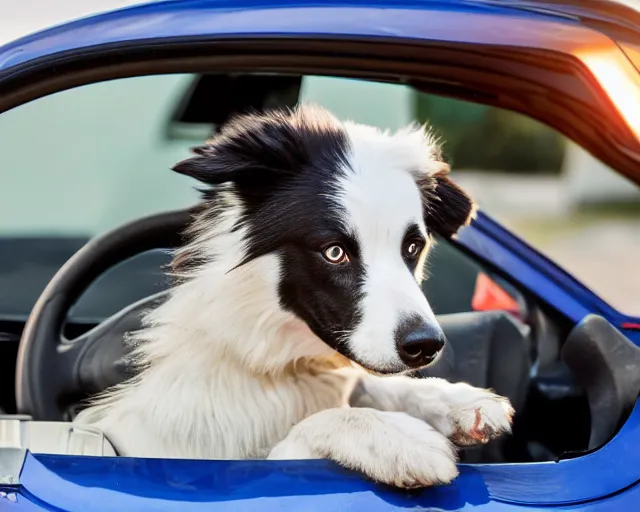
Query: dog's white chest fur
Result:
<box><xmin>78</xmin><ymin>356</ymin><xmax>357</xmax><ymax>459</ymax></box>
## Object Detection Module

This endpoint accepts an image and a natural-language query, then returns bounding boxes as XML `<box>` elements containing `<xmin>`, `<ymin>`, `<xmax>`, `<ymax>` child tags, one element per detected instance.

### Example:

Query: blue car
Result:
<box><xmin>0</xmin><ymin>0</ymin><xmax>639</xmax><ymax>510</ymax></box>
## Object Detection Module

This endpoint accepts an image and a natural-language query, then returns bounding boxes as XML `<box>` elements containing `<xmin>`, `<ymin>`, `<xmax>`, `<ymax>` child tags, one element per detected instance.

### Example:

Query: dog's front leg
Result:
<box><xmin>267</xmin><ymin>407</ymin><xmax>458</xmax><ymax>488</ymax></box>
<box><xmin>350</xmin><ymin>376</ymin><xmax>514</xmax><ymax>447</ymax></box>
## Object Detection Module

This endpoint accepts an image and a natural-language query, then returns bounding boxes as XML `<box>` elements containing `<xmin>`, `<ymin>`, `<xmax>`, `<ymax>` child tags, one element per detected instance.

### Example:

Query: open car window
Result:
<box><xmin>0</xmin><ymin>73</ymin><xmax>527</xmax><ymax>322</ymax></box>
<box><xmin>2</xmin><ymin>72</ymin><xmax>635</xmax><ymax>322</ymax></box>
<box><xmin>3</xmin><ymin>72</ymin><xmax>627</xmax><ymax>322</ymax></box>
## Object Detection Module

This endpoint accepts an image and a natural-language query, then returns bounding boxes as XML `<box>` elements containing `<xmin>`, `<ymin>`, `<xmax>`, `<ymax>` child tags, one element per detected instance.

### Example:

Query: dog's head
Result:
<box><xmin>172</xmin><ymin>105</ymin><xmax>475</xmax><ymax>374</ymax></box>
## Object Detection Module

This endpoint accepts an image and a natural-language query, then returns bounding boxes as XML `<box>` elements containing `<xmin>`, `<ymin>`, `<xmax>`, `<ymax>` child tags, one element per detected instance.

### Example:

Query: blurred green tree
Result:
<box><xmin>414</xmin><ymin>94</ymin><xmax>566</xmax><ymax>174</ymax></box>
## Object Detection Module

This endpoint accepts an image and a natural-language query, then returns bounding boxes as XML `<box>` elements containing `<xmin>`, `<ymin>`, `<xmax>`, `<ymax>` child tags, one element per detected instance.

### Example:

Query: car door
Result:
<box><xmin>0</xmin><ymin>2</ymin><xmax>638</xmax><ymax>511</ymax></box>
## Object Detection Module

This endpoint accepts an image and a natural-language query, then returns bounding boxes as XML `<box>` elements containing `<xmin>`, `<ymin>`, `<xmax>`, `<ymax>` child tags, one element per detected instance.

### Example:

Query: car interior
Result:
<box><xmin>0</xmin><ymin>73</ymin><xmax>639</xmax><ymax>467</ymax></box>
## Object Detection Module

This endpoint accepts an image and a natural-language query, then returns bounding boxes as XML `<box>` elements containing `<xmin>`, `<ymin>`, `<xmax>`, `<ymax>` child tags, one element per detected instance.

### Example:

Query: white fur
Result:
<box><xmin>76</xmin><ymin>186</ymin><xmax>344</xmax><ymax>458</ymax></box>
<box><xmin>268</xmin><ymin>407</ymin><xmax>459</xmax><ymax>488</ymax></box>
<box><xmin>350</xmin><ymin>376</ymin><xmax>514</xmax><ymax>446</ymax></box>
<box><xmin>334</xmin><ymin>122</ymin><xmax>441</xmax><ymax>372</ymax></box>
<box><xmin>75</xmin><ymin>115</ymin><xmax>512</xmax><ymax>487</ymax></box>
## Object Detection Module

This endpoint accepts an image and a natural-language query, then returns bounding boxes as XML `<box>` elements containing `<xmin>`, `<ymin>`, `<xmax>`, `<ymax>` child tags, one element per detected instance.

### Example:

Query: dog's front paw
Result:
<box><xmin>368</xmin><ymin>411</ymin><xmax>459</xmax><ymax>488</ymax></box>
<box><xmin>380</xmin><ymin>378</ymin><xmax>514</xmax><ymax>447</ymax></box>
<box><xmin>447</xmin><ymin>388</ymin><xmax>514</xmax><ymax>446</ymax></box>
<box><xmin>268</xmin><ymin>408</ymin><xmax>458</xmax><ymax>488</ymax></box>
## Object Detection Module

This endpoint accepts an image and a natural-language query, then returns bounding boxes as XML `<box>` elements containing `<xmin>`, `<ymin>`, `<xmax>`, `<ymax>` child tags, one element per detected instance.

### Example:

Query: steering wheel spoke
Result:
<box><xmin>55</xmin><ymin>339</ymin><xmax>85</xmax><ymax>394</ymax></box>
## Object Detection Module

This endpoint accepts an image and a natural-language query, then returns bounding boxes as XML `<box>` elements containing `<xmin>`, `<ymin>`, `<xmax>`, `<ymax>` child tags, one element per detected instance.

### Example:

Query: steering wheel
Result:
<box><xmin>16</xmin><ymin>208</ymin><xmax>455</xmax><ymax>421</ymax></box>
<box><xmin>16</xmin><ymin>210</ymin><xmax>192</xmax><ymax>420</ymax></box>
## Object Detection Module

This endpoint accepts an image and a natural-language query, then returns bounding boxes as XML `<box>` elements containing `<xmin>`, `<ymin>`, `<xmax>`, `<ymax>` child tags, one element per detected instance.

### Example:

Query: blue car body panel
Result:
<box><xmin>0</xmin><ymin>1</ymin><xmax>638</xmax><ymax>510</ymax></box>
<box><xmin>0</xmin><ymin>0</ymin><xmax>579</xmax><ymax>73</ymax></box>
<box><xmin>0</xmin><ymin>400</ymin><xmax>638</xmax><ymax>511</ymax></box>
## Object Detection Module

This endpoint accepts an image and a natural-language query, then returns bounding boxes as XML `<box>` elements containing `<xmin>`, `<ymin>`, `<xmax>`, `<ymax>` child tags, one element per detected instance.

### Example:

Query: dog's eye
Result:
<box><xmin>323</xmin><ymin>245</ymin><xmax>350</xmax><ymax>264</ymax></box>
<box><xmin>403</xmin><ymin>240</ymin><xmax>424</xmax><ymax>259</ymax></box>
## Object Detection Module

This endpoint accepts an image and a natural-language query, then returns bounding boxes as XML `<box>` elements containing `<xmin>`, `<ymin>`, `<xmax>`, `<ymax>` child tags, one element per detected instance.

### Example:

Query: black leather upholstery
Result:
<box><xmin>422</xmin><ymin>310</ymin><xmax>532</xmax><ymax>462</ymax></box>
<box><xmin>562</xmin><ymin>315</ymin><xmax>640</xmax><ymax>450</ymax></box>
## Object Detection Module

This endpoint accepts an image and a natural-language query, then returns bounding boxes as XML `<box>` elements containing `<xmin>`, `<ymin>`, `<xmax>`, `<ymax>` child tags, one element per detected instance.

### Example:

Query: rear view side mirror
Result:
<box><xmin>166</xmin><ymin>74</ymin><xmax>302</xmax><ymax>140</ymax></box>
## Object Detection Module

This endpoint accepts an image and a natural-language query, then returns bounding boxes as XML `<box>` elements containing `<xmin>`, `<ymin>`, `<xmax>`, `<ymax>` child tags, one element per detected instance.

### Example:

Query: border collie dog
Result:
<box><xmin>76</xmin><ymin>104</ymin><xmax>513</xmax><ymax>488</ymax></box>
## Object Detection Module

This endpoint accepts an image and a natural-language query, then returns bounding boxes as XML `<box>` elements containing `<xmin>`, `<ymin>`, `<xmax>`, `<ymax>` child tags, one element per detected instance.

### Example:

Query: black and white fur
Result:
<box><xmin>76</xmin><ymin>105</ymin><xmax>513</xmax><ymax>488</ymax></box>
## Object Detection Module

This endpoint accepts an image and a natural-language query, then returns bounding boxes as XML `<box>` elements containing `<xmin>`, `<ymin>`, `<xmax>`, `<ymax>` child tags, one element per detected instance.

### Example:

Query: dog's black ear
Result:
<box><xmin>172</xmin><ymin>145</ymin><xmax>244</xmax><ymax>184</ymax></box>
<box><xmin>171</xmin><ymin>105</ymin><xmax>346</xmax><ymax>187</ymax></box>
<box><xmin>171</xmin><ymin>139</ymin><xmax>291</xmax><ymax>186</ymax></box>
<box><xmin>423</xmin><ymin>169</ymin><xmax>477</xmax><ymax>239</ymax></box>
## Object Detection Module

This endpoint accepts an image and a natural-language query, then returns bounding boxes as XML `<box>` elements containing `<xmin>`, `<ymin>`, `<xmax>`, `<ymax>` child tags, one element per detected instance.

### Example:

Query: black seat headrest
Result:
<box><xmin>561</xmin><ymin>314</ymin><xmax>640</xmax><ymax>450</ymax></box>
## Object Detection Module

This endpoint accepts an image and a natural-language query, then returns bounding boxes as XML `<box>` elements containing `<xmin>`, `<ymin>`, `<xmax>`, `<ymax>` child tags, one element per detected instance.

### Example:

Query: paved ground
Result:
<box><xmin>453</xmin><ymin>172</ymin><xmax>640</xmax><ymax>317</ymax></box>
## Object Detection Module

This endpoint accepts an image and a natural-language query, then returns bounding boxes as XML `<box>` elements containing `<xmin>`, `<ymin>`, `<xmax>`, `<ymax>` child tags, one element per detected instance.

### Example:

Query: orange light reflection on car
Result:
<box><xmin>579</xmin><ymin>49</ymin><xmax>640</xmax><ymax>139</ymax></box>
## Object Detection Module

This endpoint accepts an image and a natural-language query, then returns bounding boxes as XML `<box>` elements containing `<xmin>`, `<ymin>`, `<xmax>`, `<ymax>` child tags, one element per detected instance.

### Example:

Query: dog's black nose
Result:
<box><xmin>395</xmin><ymin>318</ymin><xmax>445</xmax><ymax>368</ymax></box>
